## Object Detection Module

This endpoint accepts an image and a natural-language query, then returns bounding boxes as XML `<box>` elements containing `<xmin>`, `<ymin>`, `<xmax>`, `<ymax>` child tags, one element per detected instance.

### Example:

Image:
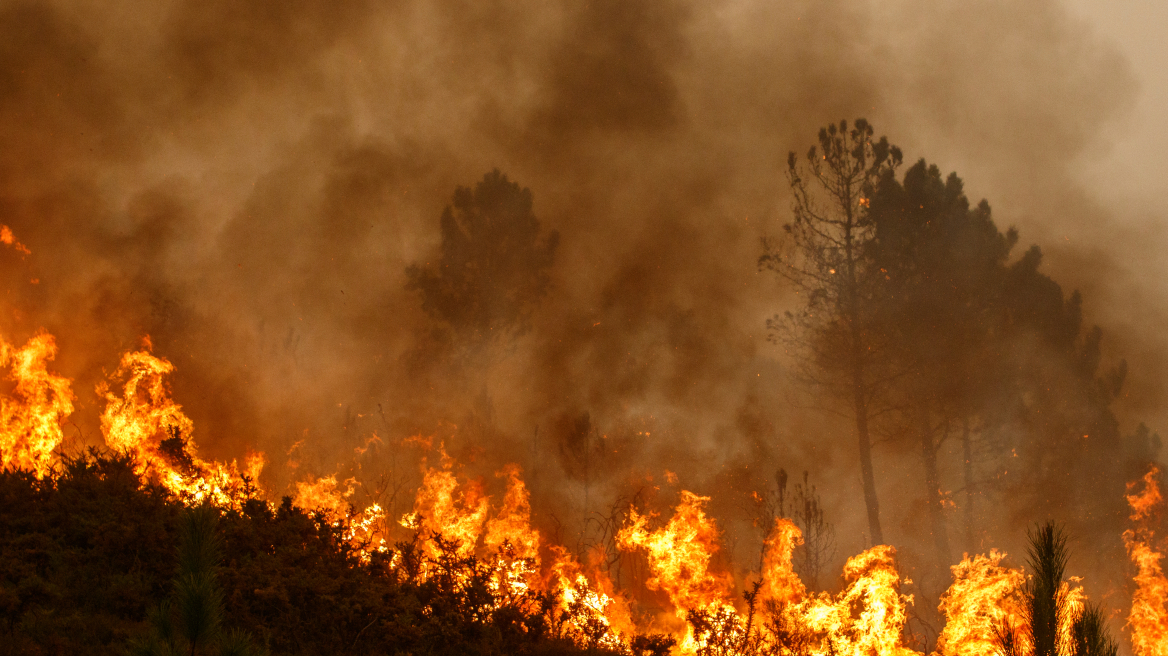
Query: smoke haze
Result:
<box><xmin>0</xmin><ymin>0</ymin><xmax>1161</xmax><ymax>624</ymax></box>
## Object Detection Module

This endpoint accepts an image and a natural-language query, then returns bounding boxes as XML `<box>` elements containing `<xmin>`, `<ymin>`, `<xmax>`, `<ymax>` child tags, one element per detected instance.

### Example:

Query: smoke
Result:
<box><xmin>0</xmin><ymin>0</ymin><xmax>1154</xmax><ymax>610</ymax></box>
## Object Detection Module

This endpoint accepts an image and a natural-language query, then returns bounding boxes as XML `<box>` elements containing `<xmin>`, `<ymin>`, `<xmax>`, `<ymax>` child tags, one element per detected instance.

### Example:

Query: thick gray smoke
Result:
<box><xmin>0</xmin><ymin>0</ymin><xmax>1156</xmax><ymax>628</ymax></box>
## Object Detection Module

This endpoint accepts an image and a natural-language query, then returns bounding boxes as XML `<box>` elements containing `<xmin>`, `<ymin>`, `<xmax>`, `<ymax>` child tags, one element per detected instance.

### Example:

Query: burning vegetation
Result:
<box><xmin>0</xmin><ymin>319</ymin><xmax>1163</xmax><ymax>654</ymax></box>
<box><xmin>1123</xmin><ymin>466</ymin><xmax>1168</xmax><ymax>655</ymax></box>
<box><xmin>0</xmin><ymin>109</ymin><xmax>1165</xmax><ymax>656</ymax></box>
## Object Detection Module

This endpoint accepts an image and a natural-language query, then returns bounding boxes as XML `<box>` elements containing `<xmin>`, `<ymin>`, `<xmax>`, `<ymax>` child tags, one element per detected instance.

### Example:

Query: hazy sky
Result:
<box><xmin>1062</xmin><ymin>1</ymin><xmax>1167</xmax><ymax>203</ymax></box>
<box><xmin>1048</xmin><ymin>1</ymin><xmax>1168</xmax><ymax>433</ymax></box>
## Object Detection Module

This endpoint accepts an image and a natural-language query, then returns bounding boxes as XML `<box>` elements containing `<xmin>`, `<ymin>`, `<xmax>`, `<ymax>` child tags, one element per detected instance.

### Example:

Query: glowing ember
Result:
<box><xmin>0</xmin><ymin>333</ymin><xmax>74</xmax><ymax>477</ymax></box>
<box><xmin>0</xmin><ymin>225</ymin><xmax>30</xmax><ymax>254</ymax></box>
<box><xmin>1123</xmin><ymin>465</ymin><xmax>1168</xmax><ymax>656</ymax></box>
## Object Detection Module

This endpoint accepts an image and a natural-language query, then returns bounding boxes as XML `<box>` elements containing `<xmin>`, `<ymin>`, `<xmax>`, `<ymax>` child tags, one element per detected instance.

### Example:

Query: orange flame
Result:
<box><xmin>617</xmin><ymin>490</ymin><xmax>735</xmax><ymax>615</ymax></box>
<box><xmin>294</xmin><ymin>474</ymin><xmax>357</xmax><ymax>518</ymax></box>
<box><xmin>756</xmin><ymin>521</ymin><xmax>921</xmax><ymax>656</ymax></box>
<box><xmin>1128</xmin><ymin>466</ymin><xmax>1163</xmax><ymax>524</ymax></box>
<box><xmin>617</xmin><ymin>489</ymin><xmax>925</xmax><ymax>656</ymax></box>
<box><xmin>1058</xmin><ymin>579</ymin><xmax>1086</xmax><ymax>656</ymax></box>
<box><xmin>292</xmin><ymin>474</ymin><xmax>388</xmax><ymax>561</ymax></box>
<box><xmin>484</xmin><ymin>464</ymin><xmax>540</xmax><ymax>561</ymax></box>
<box><xmin>548</xmin><ymin>545</ymin><xmax>637</xmax><ymax>648</ymax></box>
<box><xmin>99</xmin><ymin>347</ymin><xmax>263</xmax><ymax>505</ymax></box>
<box><xmin>0</xmin><ymin>225</ymin><xmax>30</xmax><ymax>254</ymax></box>
<box><xmin>1124</xmin><ymin>465</ymin><xmax>1168</xmax><ymax>656</ymax></box>
<box><xmin>616</xmin><ymin>490</ymin><xmax>737</xmax><ymax>653</ymax></box>
<box><xmin>100</xmin><ymin>349</ymin><xmax>193</xmax><ymax>467</ymax></box>
<box><xmin>935</xmin><ymin>550</ymin><xmax>1027</xmax><ymax>656</ymax></box>
<box><xmin>760</xmin><ymin>517</ymin><xmax>807</xmax><ymax>605</ymax></box>
<box><xmin>483</xmin><ymin>464</ymin><xmax>541</xmax><ymax>598</ymax></box>
<box><xmin>3</xmin><ymin>327</ymin><xmax>1140</xmax><ymax>655</ymax></box>
<box><xmin>405</xmin><ymin>456</ymin><xmax>489</xmax><ymax>562</ymax></box>
<box><xmin>0</xmin><ymin>333</ymin><xmax>74</xmax><ymax>477</ymax></box>
<box><xmin>813</xmin><ymin>545</ymin><xmax>918</xmax><ymax>656</ymax></box>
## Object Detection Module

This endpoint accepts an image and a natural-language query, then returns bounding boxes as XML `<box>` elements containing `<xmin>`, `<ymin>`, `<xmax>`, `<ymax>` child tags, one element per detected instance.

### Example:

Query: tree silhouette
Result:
<box><xmin>991</xmin><ymin>245</ymin><xmax>1140</xmax><ymax>534</ymax></box>
<box><xmin>867</xmin><ymin>159</ymin><xmax>1017</xmax><ymax>565</ymax></box>
<box><xmin>861</xmin><ymin>155</ymin><xmax>1144</xmax><ymax>577</ymax></box>
<box><xmin>750</xmin><ymin>468</ymin><xmax>836</xmax><ymax>590</ymax></box>
<box><xmin>760</xmin><ymin>119</ymin><xmax>902</xmax><ymax>545</ymax></box>
<box><xmin>406</xmin><ymin>169</ymin><xmax>559</xmax><ymax>357</ymax></box>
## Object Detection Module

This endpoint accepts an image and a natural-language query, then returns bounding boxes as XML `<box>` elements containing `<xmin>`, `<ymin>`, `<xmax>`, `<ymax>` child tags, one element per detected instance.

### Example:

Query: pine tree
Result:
<box><xmin>761</xmin><ymin>118</ymin><xmax>902</xmax><ymax>545</ymax></box>
<box><xmin>132</xmin><ymin>506</ymin><xmax>265</xmax><ymax>656</ymax></box>
<box><xmin>995</xmin><ymin>523</ymin><xmax>1118</xmax><ymax>656</ymax></box>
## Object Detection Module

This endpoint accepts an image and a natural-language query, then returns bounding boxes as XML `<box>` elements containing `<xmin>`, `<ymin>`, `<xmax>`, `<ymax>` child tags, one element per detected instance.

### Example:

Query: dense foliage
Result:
<box><xmin>0</xmin><ymin>452</ymin><xmax>628</xmax><ymax>656</ymax></box>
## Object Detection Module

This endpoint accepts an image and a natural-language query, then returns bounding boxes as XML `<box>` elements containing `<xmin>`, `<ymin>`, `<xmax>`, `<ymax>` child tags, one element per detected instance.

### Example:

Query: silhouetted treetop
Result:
<box><xmin>867</xmin><ymin>159</ymin><xmax>1017</xmax><ymax>403</ymax></box>
<box><xmin>406</xmin><ymin>169</ymin><xmax>559</xmax><ymax>348</ymax></box>
<box><xmin>760</xmin><ymin>118</ymin><xmax>903</xmax><ymax>546</ymax></box>
<box><xmin>871</xmin><ymin>159</ymin><xmax>1016</xmax><ymax>288</ymax></box>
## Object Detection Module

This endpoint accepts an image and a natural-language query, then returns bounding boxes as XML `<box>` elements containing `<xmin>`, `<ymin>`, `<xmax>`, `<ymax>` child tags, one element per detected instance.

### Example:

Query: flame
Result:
<box><xmin>294</xmin><ymin>474</ymin><xmax>356</xmax><ymax>518</ymax></box>
<box><xmin>617</xmin><ymin>490</ymin><xmax>735</xmax><ymax>615</ymax></box>
<box><xmin>1125</xmin><ymin>539</ymin><xmax>1168</xmax><ymax>656</ymax></box>
<box><xmin>812</xmin><ymin>545</ymin><xmax>918</xmax><ymax>656</ymax></box>
<box><xmin>755</xmin><ymin>518</ymin><xmax>923</xmax><ymax>656</ymax></box>
<box><xmin>743</xmin><ymin>516</ymin><xmax>923</xmax><ymax>656</ymax></box>
<box><xmin>99</xmin><ymin>349</ymin><xmax>192</xmax><ymax>464</ymax></box>
<box><xmin>345</xmin><ymin>502</ymin><xmax>388</xmax><ymax>560</ymax></box>
<box><xmin>2</xmin><ymin>327</ymin><xmax>1141</xmax><ymax>655</ymax></box>
<box><xmin>616</xmin><ymin>490</ymin><xmax>737</xmax><ymax>653</ymax></box>
<box><xmin>0</xmin><ymin>225</ymin><xmax>30</xmax><ymax>254</ymax></box>
<box><xmin>484</xmin><ymin>464</ymin><xmax>540</xmax><ymax>560</ymax></box>
<box><xmin>1058</xmin><ymin>579</ymin><xmax>1086</xmax><ymax>656</ymax></box>
<box><xmin>99</xmin><ymin>347</ymin><xmax>262</xmax><ymax>505</ymax></box>
<box><xmin>483</xmin><ymin>464</ymin><xmax>541</xmax><ymax>599</ymax></box>
<box><xmin>615</xmin><ymin>490</ymin><xmax>925</xmax><ymax>656</ymax></box>
<box><xmin>0</xmin><ymin>333</ymin><xmax>74</xmax><ymax>477</ymax></box>
<box><xmin>760</xmin><ymin>517</ymin><xmax>807</xmax><ymax>605</ymax></box>
<box><xmin>290</xmin><ymin>474</ymin><xmax>388</xmax><ymax>560</ymax></box>
<box><xmin>1128</xmin><ymin>466</ymin><xmax>1163</xmax><ymax>524</ymax></box>
<box><xmin>935</xmin><ymin>550</ymin><xmax>1028</xmax><ymax>656</ymax></box>
<box><xmin>1124</xmin><ymin>465</ymin><xmax>1168</xmax><ymax>656</ymax></box>
<box><xmin>548</xmin><ymin>545</ymin><xmax>635</xmax><ymax>648</ymax></box>
<box><xmin>407</xmin><ymin>456</ymin><xmax>489</xmax><ymax>562</ymax></box>
<box><xmin>399</xmin><ymin>458</ymin><xmax>634</xmax><ymax>644</ymax></box>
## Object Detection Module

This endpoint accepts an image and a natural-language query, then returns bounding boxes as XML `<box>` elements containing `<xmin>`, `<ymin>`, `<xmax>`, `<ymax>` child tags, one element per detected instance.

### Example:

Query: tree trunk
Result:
<box><xmin>919</xmin><ymin>403</ymin><xmax>951</xmax><ymax>566</ymax></box>
<box><xmin>852</xmin><ymin>359</ymin><xmax>883</xmax><ymax>545</ymax></box>
<box><xmin>961</xmin><ymin>418</ymin><xmax>976</xmax><ymax>553</ymax></box>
